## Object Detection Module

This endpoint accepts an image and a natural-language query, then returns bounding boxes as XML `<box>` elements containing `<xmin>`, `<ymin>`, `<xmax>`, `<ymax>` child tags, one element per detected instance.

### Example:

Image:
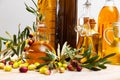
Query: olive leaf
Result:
<box><xmin>36</xmin><ymin>62</ymin><xmax>50</xmax><ymax>69</ymax></box>
<box><xmin>83</xmin><ymin>55</ymin><xmax>99</xmax><ymax>64</ymax></box>
<box><xmin>18</xmin><ymin>24</ymin><xmax>21</xmax><ymax>43</ymax></box>
<box><xmin>31</xmin><ymin>0</ymin><xmax>37</xmax><ymax>8</ymax></box>
<box><xmin>11</xmin><ymin>46</ymin><xmax>18</xmax><ymax>56</ymax></box>
<box><xmin>20</xmin><ymin>41</ymin><xmax>26</xmax><ymax>54</ymax></box>
<box><xmin>38</xmin><ymin>57</ymin><xmax>52</xmax><ymax>61</ymax></box>
<box><xmin>80</xmin><ymin>52</ymin><xmax>115</xmax><ymax>71</ymax></box>
<box><xmin>25</xmin><ymin>0</ymin><xmax>45</xmax><ymax>22</ymax></box>
<box><xmin>5</xmin><ymin>31</ymin><xmax>12</xmax><ymax>39</ymax></box>
<box><xmin>33</xmin><ymin>22</ymin><xmax>36</xmax><ymax>32</ymax></box>
<box><xmin>25</xmin><ymin>3</ymin><xmax>35</xmax><ymax>14</ymax></box>
<box><xmin>82</xmin><ymin>44</ymin><xmax>92</xmax><ymax>59</ymax></box>
<box><xmin>13</xmin><ymin>34</ymin><xmax>17</xmax><ymax>45</ymax></box>
<box><xmin>17</xmin><ymin>44</ymin><xmax>20</xmax><ymax>56</ymax></box>
<box><xmin>0</xmin><ymin>25</ymin><xmax>33</xmax><ymax>61</ymax></box>
<box><xmin>38</xmin><ymin>49</ymin><xmax>56</xmax><ymax>62</ymax></box>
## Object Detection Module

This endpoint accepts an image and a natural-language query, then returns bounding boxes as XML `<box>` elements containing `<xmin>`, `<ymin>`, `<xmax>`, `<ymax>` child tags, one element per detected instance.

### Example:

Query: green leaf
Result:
<box><xmin>11</xmin><ymin>53</ymin><xmax>15</xmax><ymax>57</ymax></box>
<box><xmin>45</xmin><ymin>49</ymin><xmax>56</xmax><ymax>61</ymax></box>
<box><xmin>47</xmin><ymin>54</ymin><xmax>55</xmax><ymax>61</ymax></box>
<box><xmin>31</xmin><ymin>0</ymin><xmax>37</xmax><ymax>8</ymax></box>
<box><xmin>11</xmin><ymin>46</ymin><xmax>18</xmax><ymax>56</ymax></box>
<box><xmin>30</xmin><ymin>7</ymin><xmax>36</xmax><ymax>12</ymax></box>
<box><xmin>98</xmin><ymin>64</ymin><xmax>107</xmax><ymax>69</ymax></box>
<box><xmin>5</xmin><ymin>31</ymin><xmax>12</xmax><ymax>39</ymax></box>
<box><xmin>90</xmin><ymin>67</ymin><xmax>101</xmax><ymax>71</ymax></box>
<box><xmin>84</xmin><ymin>55</ymin><xmax>99</xmax><ymax>63</ymax></box>
<box><xmin>38</xmin><ymin>14</ymin><xmax>43</xmax><ymax>21</ymax></box>
<box><xmin>3</xmin><ymin>51</ymin><xmax>8</xmax><ymax>56</ymax></box>
<box><xmin>25</xmin><ymin>3</ymin><xmax>35</xmax><ymax>13</ymax></box>
<box><xmin>18</xmin><ymin>24</ymin><xmax>21</xmax><ymax>43</ymax></box>
<box><xmin>82</xmin><ymin>44</ymin><xmax>92</xmax><ymax>59</ymax></box>
<box><xmin>23</xmin><ymin>31</ymin><xmax>26</xmax><ymax>39</ymax></box>
<box><xmin>98</xmin><ymin>53</ymin><xmax>116</xmax><ymax>62</ymax></box>
<box><xmin>13</xmin><ymin>34</ymin><xmax>17</xmax><ymax>45</ymax></box>
<box><xmin>38</xmin><ymin>57</ymin><xmax>52</xmax><ymax>61</ymax></box>
<box><xmin>5</xmin><ymin>57</ymin><xmax>11</xmax><ymax>61</ymax></box>
<box><xmin>17</xmin><ymin>44</ymin><xmax>20</xmax><ymax>56</ymax></box>
<box><xmin>66</xmin><ymin>48</ymin><xmax>74</xmax><ymax>60</ymax></box>
<box><xmin>20</xmin><ymin>41</ymin><xmax>26</xmax><ymax>54</ymax></box>
<box><xmin>103</xmin><ymin>53</ymin><xmax>116</xmax><ymax>60</ymax></box>
<box><xmin>25</xmin><ymin>28</ymin><xmax>30</xmax><ymax>39</ymax></box>
<box><xmin>82</xmin><ymin>64</ymin><xmax>93</xmax><ymax>69</ymax></box>
<box><xmin>0</xmin><ymin>36</ymin><xmax>11</xmax><ymax>41</ymax></box>
<box><xmin>36</xmin><ymin>62</ymin><xmax>49</xmax><ymax>69</ymax></box>
<box><xmin>33</xmin><ymin>22</ymin><xmax>36</xmax><ymax>32</ymax></box>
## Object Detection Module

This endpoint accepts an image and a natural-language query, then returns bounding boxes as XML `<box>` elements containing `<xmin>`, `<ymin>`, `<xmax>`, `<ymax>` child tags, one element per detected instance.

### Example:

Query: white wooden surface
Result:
<box><xmin>0</xmin><ymin>65</ymin><xmax>120</xmax><ymax>80</ymax></box>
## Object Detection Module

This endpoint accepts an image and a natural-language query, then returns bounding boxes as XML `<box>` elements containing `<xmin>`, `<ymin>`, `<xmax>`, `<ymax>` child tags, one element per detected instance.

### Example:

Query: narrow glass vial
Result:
<box><xmin>98</xmin><ymin>0</ymin><xmax>119</xmax><ymax>57</ymax></box>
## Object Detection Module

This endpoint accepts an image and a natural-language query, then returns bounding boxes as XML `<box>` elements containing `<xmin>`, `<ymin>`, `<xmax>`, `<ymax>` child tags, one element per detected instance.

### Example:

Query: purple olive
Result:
<box><xmin>70</xmin><ymin>60</ymin><xmax>78</xmax><ymax>67</ymax></box>
<box><xmin>19</xmin><ymin>67</ymin><xmax>28</xmax><ymax>73</ymax></box>
<box><xmin>67</xmin><ymin>64</ymin><xmax>75</xmax><ymax>71</ymax></box>
<box><xmin>76</xmin><ymin>66</ymin><xmax>82</xmax><ymax>72</ymax></box>
<box><xmin>29</xmin><ymin>34</ymin><xmax>34</xmax><ymax>38</ymax></box>
<box><xmin>8</xmin><ymin>61</ymin><xmax>14</xmax><ymax>65</ymax></box>
<box><xmin>28</xmin><ymin>40</ymin><xmax>34</xmax><ymax>46</ymax></box>
<box><xmin>1</xmin><ymin>60</ymin><xmax>6</xmax><ymax>65</ymax></box>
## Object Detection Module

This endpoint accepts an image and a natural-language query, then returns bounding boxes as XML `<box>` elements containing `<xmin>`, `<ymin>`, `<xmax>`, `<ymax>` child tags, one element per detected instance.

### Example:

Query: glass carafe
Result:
<box><xmin>98</xmin><ymin>0</ymin><xmax>119</xmax><ymax>57</ymax></box>
<box><xmin>26</xmin><ymin>23</ymin><xmax>55</xmax><ymax>64</ymax></box>
<box><xmin>104</xmin><ymin>22</ymin><xmax>120</xmax><ymax>65</ymax></box>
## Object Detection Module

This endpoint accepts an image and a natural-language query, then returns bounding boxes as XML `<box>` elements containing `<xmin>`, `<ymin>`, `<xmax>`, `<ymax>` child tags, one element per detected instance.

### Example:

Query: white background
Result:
<box><xmin>0</xmin><ymin>0</ymin><xmax>120</xmax><ymax>37</ymax></box>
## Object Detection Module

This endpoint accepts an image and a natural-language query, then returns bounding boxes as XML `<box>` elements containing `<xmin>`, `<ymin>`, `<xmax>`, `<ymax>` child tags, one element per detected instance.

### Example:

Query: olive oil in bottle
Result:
<box><xmin>98</xmin><ymin>0</ymin><xmax>119</xmax><ymax>57</ymax></box>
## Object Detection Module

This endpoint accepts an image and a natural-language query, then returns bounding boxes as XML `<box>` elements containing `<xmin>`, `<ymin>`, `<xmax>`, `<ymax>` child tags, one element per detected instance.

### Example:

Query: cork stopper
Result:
<box><xmin>89</xmin><ymin>19</ymin><xmax>96</xmax><ymax>29</ymax></box>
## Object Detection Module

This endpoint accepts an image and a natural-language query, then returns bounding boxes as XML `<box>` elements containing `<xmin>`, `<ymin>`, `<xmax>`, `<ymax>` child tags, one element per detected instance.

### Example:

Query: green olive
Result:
<box><xmin>4</xmin><ymin>65</ymin><xmax>12</xmax><ymax>72</ymax></box>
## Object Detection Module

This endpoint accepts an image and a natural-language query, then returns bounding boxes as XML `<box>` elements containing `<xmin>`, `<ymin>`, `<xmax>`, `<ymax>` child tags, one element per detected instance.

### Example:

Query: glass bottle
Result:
<box><xmin>26</xmin><ymin>22</ymin><xmax>55</xmax><ymax>64</ymax></box>
<box><xmin>89</xmin><ymin>19</ymin><xmax>99</xmax><ymax>53</ymax></box>
<box><xmin>37</xmin><ymin>0</ymin><xmax>56</xmax><ymax>48</ymax></box>
<box><xmin>76</xmin><ymin>0</ymin><xmax>98</xmax><ymax>55</ymax></box>
<box><xmin>56</xmin><ymin>0</ymin><xmax>77</xmax><ymax>48</ymax></box>
<box><xmin>98</xmin><ymin>0</ymin><xmax>119</xmax><ymax>57</ymax></box>
<box><xmin>76</xmin><ymin>0</ymin><xmax>92</xmax><ymax>49</ymax></box>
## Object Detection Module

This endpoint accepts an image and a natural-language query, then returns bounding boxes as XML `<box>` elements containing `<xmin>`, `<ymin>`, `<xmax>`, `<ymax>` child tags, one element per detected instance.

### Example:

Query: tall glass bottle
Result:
<box><xmin>56</xmin><ymin>0</ymin><xmax>77</xmax><ymax>48</ymax></box>
<box><xmin>76</xmin><ymin>0</ymin><xmax>91</xmax><ymax>49</ymax></box>
<box><xmin>98</xmin><ymin>0</ymin><xmax>119</xmax><ymax>57</ymax></box>
<box><xmin>37</xmin><ymin>0</ymin><xmax>56</xmax><ymax>48</ymax></box>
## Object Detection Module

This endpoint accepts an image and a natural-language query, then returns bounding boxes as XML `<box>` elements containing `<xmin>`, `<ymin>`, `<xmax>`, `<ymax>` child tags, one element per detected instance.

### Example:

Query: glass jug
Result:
<box><xmin>104</xmin><ymin>22</ymin><xmax>120</xmax><ymax>65</ymax></box>
<box><xmin>98</xmin><ymin>0</ymin><xmax>119</xmax><ymax>57</ymax></box>
<box><xmin>26</xmin><ymin>23</ymin><xmax>55</xmax><ymax>64</ymax></box>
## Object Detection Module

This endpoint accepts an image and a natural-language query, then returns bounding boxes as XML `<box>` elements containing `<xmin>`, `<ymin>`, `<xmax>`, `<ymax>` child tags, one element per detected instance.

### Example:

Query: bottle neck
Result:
<box><xmin>105</xmin><ymin>0</ymin><xmax>115</xmax><ymax>6</ymax></box>
<box><xmin>83</xmin><ymin>0</ymin><xmax>91</xmax><ymax>18</ymax></box>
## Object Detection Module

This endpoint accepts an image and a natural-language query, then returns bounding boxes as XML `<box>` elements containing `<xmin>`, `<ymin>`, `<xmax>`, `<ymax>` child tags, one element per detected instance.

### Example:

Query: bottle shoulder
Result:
<box><xmin>100</xmin><ymin>6</ymin><xmax>119</xmax><ymax>12</ymax></box>
<box><xmin>98</xmin><ymin>6</ymin><xmax>119</xmax><ymax>21</ymax></box>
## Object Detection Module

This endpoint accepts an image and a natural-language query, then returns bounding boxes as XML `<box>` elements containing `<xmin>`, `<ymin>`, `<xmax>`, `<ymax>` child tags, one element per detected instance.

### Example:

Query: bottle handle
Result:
<box><xmin>104</xmin><ymin>28</ymin><xmax>113</xmax><ymax>45</ymax></box>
